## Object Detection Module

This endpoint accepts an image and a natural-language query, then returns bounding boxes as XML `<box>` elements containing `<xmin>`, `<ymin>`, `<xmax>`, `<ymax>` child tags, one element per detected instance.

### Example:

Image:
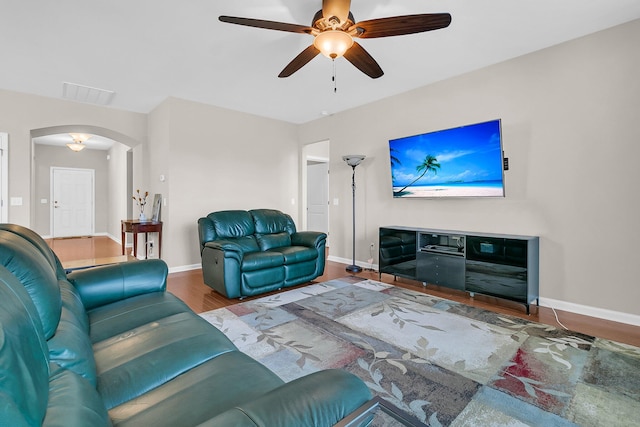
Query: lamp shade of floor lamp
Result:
<box><xmin>342</xmin><ymin>155</ymin><xmax>365</xmax><ymax>273</ymax></box>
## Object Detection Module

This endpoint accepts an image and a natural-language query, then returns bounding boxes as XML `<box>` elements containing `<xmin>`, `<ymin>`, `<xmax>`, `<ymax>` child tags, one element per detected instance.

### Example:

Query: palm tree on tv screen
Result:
<box><xmin>395</xmin><ymin>155</ymin><xmax>441</xmax><ymax>195</ymax></box>
<box><xmin>389</xmin><ymin>147</ymin><xmax>401</xmax><ymax>182</ymax></box>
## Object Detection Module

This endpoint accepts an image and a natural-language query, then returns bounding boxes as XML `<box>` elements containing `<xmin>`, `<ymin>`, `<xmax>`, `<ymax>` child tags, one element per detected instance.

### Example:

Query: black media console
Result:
<box><xmin>379</xmin><ymin>226</ymin><xmax>539</xmax><ymax>313</ymax></box>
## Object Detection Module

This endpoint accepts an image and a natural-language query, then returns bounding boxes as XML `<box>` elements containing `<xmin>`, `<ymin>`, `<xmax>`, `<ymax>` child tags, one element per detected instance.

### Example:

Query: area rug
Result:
<box><xmin>200</xmin><ymin>277</ymin><xmax>640</xmax><ymax>426</ymax></box>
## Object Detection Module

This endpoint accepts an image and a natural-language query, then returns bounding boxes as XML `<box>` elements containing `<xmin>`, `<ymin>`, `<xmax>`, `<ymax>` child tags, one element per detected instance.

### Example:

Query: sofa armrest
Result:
<box><xmin>198</xmin><ymin>369</ymin><xmax>371</xmax><ymax>427</ymax></box>
<box><xmin>67</xmin><ymin>259</ymin><xmax>168</xmax><ymax>310</ymax></box>
<box><xmin>204</xmin><ymin>240</ymin><xmax>246</xmax><ymax>263</ymax></box>
<box><xmin>291</xmin><ymin>231</ymin><xmax>327</xmax><ymax>249</ymax></box>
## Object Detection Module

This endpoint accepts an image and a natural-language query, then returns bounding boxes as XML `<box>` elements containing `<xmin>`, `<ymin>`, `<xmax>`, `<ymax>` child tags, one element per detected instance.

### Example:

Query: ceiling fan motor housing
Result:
<box><xmin>312</xmin><ymin>10</ymin><xmax>355</xmax><ymax>31</ymax></box>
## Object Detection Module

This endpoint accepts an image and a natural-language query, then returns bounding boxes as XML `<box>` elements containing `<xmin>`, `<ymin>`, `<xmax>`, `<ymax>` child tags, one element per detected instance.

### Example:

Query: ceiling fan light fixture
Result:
<box><xmin>314</xmin><ymin>30</ymin><xmax>353</xmax><ymax>59</ymax></box>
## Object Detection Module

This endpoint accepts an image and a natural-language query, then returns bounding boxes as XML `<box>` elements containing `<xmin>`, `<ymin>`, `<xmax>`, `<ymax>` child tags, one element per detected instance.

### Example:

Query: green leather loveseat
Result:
<box><xmin>0</xmin><ymin>224</ymin><xmax>371</xmax><ymax>426</ymax></box>
<box><xmin>198</xmin><ymin>209</ymin><xmax>327</xmax><ymax>298</ymax></box>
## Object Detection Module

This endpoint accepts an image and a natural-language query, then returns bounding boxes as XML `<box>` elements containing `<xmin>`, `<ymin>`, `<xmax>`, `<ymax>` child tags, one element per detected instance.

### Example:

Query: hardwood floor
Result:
<box><xmin>48</xmin><ymin>236</ymin><xmax>132</xmax><ymax>269</ymax></box>
<box><xmin>47</xmin><ymin>236</ymin><xmax>640</xmax><ymax>347</ymax></box>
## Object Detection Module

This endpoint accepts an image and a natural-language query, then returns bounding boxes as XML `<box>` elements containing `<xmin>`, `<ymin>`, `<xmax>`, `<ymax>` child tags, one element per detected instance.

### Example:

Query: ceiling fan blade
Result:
<box><xmin>219</xmin><ymin>16</ymin><xmax>313</xmax><ymax>34</ymax></box>
<box><xmin>278</xmin><ymin>45</ymin><xmax>321</xmax><ymax>78</ymax></box>
<box><xmin>352</xmin><ymin>13</ymin><xmax>451</xmax><ymax>39</ymax></box>
<box><xmin>343</xmin><ymin>42</ymin><xmax>383</xmax><ymax>79</ymax></box>
<box><xmin>322</xmin><ymin>0</ymin><xmax>351</xmax><ymax>24</ymax></box>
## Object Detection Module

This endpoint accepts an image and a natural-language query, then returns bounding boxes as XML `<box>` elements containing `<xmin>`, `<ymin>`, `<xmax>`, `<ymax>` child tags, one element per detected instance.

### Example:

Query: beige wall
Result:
<box><xmin>0</xmin><ymin>90</ymin><xmax>147</xmax><ymax>228</ymax></box>
<box><xmin>147</xmin><ymin>97</ymin><xmax>299</xmax><ymax>268</ymax></box>
<box><xmin>299</xmin><ymin>19</ymin><xmax>640</xmax><ymax>316</ymax></box>
<box><xmin>2</xmin><ymin>19</ymin><xmax>638</xmax><ymax>319</ymax></box>
<box><xmin>107</xmin><ymin>142</ymin><xmax>131</xmax><ymax>240</ymax></box>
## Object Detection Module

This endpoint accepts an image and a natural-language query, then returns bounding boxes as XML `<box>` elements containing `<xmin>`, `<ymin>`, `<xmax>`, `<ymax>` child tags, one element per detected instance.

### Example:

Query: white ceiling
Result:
<box><xmin>2</xmin><ymin>0</ymin><xmax>640</xmax><ymax>125</ymax></box>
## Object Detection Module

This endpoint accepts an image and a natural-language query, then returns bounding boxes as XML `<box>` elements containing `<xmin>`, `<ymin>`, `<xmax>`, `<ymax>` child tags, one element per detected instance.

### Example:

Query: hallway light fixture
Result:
<box><xmin>342</xmin><ymin>154</ymin><xmax>365</xmax><ymax>273</ymax></box>
<box><xmin>67</xmin><ymin>133</ymin><xmax>91</xmax><ymax>152</ymax></box>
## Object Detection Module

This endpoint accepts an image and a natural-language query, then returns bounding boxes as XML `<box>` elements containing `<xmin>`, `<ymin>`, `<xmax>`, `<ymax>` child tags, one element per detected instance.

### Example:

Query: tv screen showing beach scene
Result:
<box><xmin>389</xmin><ymin>119</ymin><xmax>505</xmax><ymax>198</ymax></box>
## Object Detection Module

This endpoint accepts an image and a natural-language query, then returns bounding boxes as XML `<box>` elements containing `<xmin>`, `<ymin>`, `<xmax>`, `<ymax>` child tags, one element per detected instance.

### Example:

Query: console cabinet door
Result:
<box><xmin>379</xmin><ymin>228</ymin><xmax>417</xmax><ymax>278</ymax></box>
<box><xmin>465</xmin><ymin>260</ymin><xmax>528</xmax><ymax>302</ymax></box>
<box><xmin>417</xmin><ymin>252</ymin><xmax>465</xmax><ymax>290</ymax></box>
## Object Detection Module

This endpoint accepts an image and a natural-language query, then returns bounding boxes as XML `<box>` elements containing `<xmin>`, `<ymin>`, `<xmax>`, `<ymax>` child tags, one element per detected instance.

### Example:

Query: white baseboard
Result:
<box><xmin>106</xmin><ymin>233</ymin><xmax>121</xmax><ymax>245</ymax></box>
<box><xmin>43</xmin><ymin>232</ymin><xmax>116</xmax><ymax>241</ymax></box>
<box><xmin>328</xmin><ymin>256</ymin><xmax>640</xmax><ymax>327</ymax></box>
<box><xmin>539</xmin><ymin>297</ymin><xmax>640</xmax><ymax>328</ymax></box>
<box><xmin>168</xmin><ymin>264</ymin><xmax>201</xmax><ymax>274</ymax></box>
<box><xmin>327</xmin><ymin>255</ymin><xmax>378</xmax><ymax>272</ymax></box>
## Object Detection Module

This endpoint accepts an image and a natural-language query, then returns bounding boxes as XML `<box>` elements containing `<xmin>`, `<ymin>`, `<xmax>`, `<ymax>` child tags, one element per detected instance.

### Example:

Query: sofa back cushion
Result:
<box><xmin>0</xmin><ymin>224</ymin><xmax>62</xmax><ymax>277</ymax></box>
<box><xmin>0</xmin><ymin>266</ymin><xmax>50</xmax><ymax>426</ymax></box>
<box><xmin>211</xmin><ymin>210</ymin><xmax>256</xmax><ymax>239</ymax></box>
<box><xmin>250</xmin><ymin>209</ymin><xmax>296</xmax><ymax>235</ymax></box>
<box><xmin>0</xmin><ymin>231</ymin><xmax>62</xmax><ymax>340</ymax></box>
<box><xmin>48</xmin><ymin>283</ymin><xmax>98</xmax><ymax>386</ymax></box>
<box><xmin>256</xmin><ymin>232</ymin><xmax>292</xmax><ymax>251</ymax></box>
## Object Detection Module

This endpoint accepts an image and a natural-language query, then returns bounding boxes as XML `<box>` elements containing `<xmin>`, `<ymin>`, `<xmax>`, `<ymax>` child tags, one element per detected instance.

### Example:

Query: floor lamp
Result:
<box><xmin>343</xmin><ymin>154</ymin><xmax>366</xmax><ymax>273</ymax></box>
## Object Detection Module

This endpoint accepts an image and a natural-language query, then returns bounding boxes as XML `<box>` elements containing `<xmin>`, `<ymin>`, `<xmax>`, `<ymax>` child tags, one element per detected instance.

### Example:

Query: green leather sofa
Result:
<box><xmin>0</xmin><ymin>224</ymin><xmax>371</xmax><ymax>426</ymax></box>
<box><xmin>198</xmin><ymin>209</ymin><xmax>327</xmax><ymax>298</ymax></box>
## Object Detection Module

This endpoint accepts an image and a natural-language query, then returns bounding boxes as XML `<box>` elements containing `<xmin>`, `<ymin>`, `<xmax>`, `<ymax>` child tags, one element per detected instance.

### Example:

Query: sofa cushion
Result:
<box><xmin>256</xmin><ymin>232</ymin><xmax>291</xmax><ymax>251</ymax></box>
<box><xmin>250</xmin><ymin>209</ymin><xmax>296</xmax><ymax>235</ymax></box>
<box><xmin>0</xmin><ymin>231</ymin><xmax>62</xmax><ymax>340</ymax></box>
<box><xmin>44</xmin><ymin>363</ymin><xmax>111</xmax><ymax>427</ymax></box>
<box><xmin>269</xmin><ymin>246</ymin><xmax>317</xmax><ymax>264</ymax></box>
<box><xmin>87</xmin><ymin>291</ymin><xmax>194</xmax><ymax>343</ymax></box>
<box><xmin>108</xmin><ymin>352</ymin><xmax>284</xmax><ymax>426</ymax></box>
<box><xmin>211</xmin><ymin>210</ymin><xmax>255</xmax><ymax>238</ymax></box>
<box><xmin>241</xmin><ymin>251</ymin><xmax>284</xmax><ymax>272</ymax></box>
<box><xmin>94</xmin><ymin>311</ymin><xmax>238</xmax><ymax>410</ymax></box>
<box><xmin>0</xmin><ymin>267</ymin><xmax>50</xmax><ymax>426</ymax></box>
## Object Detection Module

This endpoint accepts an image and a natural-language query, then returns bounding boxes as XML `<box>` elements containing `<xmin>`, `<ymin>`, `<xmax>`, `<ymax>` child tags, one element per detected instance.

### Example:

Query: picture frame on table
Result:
<box><xmin>151</xmin><ymin>194</ymin><xmax>162</xmax><ymax>221</ymax></box>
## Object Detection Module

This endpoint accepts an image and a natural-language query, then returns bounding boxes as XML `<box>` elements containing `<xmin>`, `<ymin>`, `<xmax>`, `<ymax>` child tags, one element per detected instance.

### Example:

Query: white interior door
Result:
<box><xmin>51</xmin><ymin>167</ymin><xmax>94</xmax><ymax>237</ymax></box>
<box><xmin>307</xmin><ymin>161</ymin><xmax>329</xmax><ymax>241</ymax></box>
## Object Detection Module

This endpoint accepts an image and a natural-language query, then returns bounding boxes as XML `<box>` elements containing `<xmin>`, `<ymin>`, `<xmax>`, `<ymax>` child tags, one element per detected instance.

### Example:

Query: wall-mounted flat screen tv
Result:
<box><xmin>389</xmin><ymin>119</ymin><xmax>505</xmax><ymax>198</ymax></box>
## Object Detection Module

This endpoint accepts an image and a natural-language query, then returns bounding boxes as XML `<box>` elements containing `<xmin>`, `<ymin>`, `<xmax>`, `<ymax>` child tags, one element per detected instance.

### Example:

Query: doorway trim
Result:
<box><xmin>306</xmin><ymin>158</ymin><xmax>330</xmax><ymax>237</ymax></box>
<box><xmin>301</xmin><ymin>139</ymin><xmax>330</xmax><ymax>246</ymax></box>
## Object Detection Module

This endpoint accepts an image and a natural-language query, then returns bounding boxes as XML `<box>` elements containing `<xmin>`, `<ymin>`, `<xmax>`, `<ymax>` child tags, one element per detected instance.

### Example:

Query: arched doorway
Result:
<box><xmin>30</xmin><ymin>125</ymin><xmax>137</xmax><ymax>240</ymax></box>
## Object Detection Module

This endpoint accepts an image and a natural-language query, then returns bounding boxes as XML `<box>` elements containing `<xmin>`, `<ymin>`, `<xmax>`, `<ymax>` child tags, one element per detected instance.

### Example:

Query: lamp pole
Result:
<box><xmin>342</xmin><ymin>155</ymin><xmax>365</xmax><ymax>273</ymax></box>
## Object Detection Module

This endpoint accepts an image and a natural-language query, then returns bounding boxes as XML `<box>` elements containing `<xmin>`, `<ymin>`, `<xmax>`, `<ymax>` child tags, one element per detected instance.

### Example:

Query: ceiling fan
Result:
<box><xmin>219</xmin><ymin>0</ymin><xmax>451</xmax><ymax>79</ymax></box>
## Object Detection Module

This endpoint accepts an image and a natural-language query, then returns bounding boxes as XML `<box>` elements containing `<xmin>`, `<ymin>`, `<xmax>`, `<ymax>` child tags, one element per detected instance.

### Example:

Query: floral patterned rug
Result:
<box><xmin>200</xmin><ymin>277</ymin><xmax>640</xmax><ymax>426</ymax></box>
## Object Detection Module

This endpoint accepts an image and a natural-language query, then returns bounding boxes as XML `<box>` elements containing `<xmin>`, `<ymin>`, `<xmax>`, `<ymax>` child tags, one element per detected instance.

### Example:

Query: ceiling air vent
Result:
<box><xmin>62</xmin><ymin>82</ymin><xmax>115</xmax><ymax>105</ymax></box>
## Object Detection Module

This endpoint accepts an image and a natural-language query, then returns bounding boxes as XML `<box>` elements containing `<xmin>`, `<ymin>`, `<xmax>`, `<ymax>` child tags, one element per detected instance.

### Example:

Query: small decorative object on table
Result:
<box><xmin>133</xmin><ymin>189</ymin><xmax>149</xmax><ymax>221</ymax></box>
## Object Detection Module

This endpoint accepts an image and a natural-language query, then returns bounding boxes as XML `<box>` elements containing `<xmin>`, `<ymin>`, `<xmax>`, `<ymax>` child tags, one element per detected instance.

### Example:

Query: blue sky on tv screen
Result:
<box><xmin>389</xmin><ymin>120</ymin><xmax>503</xmax><ymax>186</ymax></box>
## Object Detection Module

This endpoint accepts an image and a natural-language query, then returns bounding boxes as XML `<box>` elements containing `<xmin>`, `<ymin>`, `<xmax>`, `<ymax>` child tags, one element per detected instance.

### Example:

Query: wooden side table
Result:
<box><xmin>121</xmin><ymin>220</ymin><xmax>163</xmax><ymax>259</ymax></box>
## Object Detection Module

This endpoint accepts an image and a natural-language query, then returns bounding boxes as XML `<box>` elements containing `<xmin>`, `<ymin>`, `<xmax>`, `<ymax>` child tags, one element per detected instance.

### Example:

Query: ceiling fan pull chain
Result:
<box><xmin>333</xmin><ymin>59</ymin><xmax>337</xmax><ymax>93</ymax></box>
